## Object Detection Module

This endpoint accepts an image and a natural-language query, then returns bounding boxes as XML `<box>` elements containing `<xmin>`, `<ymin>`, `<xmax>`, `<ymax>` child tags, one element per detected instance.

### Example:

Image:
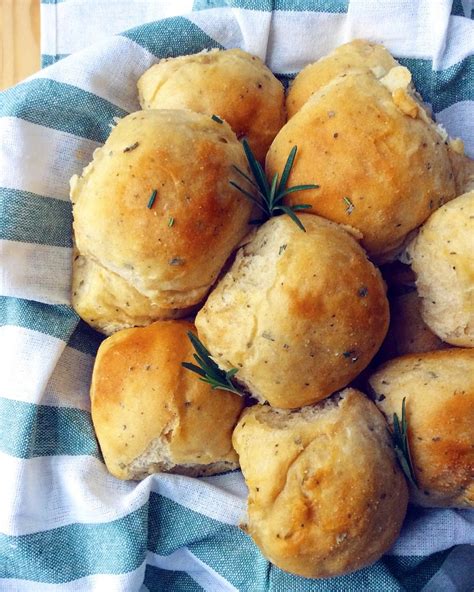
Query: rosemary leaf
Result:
<box><xmin>231</xmin><ymin>139</ymin><xmax>317</xmax><ymax>231</ymax></box>
<box><xmin>276</xmin><ymin>206</ymin><xmax>307</xmax><ymax>232</ymax></box>
<box><xmin>183</xmin><ymin>332</ymin><xmax>242</xmax><ymax>396</ymax></box>
<box><xmin>277</xmin><ymin>146</ymin><xmax>297</xmax><ymax>195</ymax></box>
<box><xmin>242</xmin><ymin>139</ymin><xmax>269</xmax><ymax>196</ymax></box>
<box><xmin>392</xmin><ymin>397</ymin><xmax>418</xmax><ymax>487</ymax></box>
<box><xmin>147</xmin><ymin>190</ymin><xmax>157</xmax><ymax>209</ymax></box>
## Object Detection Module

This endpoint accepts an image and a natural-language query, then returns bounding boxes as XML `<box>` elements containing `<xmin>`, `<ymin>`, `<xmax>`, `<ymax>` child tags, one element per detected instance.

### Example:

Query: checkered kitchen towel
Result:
<box><xmin>1</xmin><ymin>0</ymin><xmax>473</xmax><ymax>590</ymax></box>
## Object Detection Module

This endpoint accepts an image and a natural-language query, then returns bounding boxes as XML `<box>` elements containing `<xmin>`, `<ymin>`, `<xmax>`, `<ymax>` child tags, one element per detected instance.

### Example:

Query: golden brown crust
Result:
<box><xmin>137</xmin><ymin>48</ymin><xmax>286</xmax><ymax>162</ymax></box>
<box><xmin>287</xmin><ymin>39</ymin><xmax>399</xmax><ymax>118</ymax></box>
<box><xmin>232</xmin><ymin>389</ymin><xmax>408</xmax><ymax>578</ymax></box>
<box><xmin>196</xmin><ymin>215</ymin><xmax>389</xmax><ymax>408</ymax></box>
<box><xmin>448</xmin><ymin>147</ymin><xmax>474</xmax><ymax>195</ymax></box>
<box><xmin>91</xmin><ymin>320</ymin><xmax>245</xmax><ymax>480</ymax></box>
<box><xmin>71</xmin><ymin>250</ymin><xmax>192</xmax><ymax>335</ymax></box>
<box><xmin>406</xmin><ymin>191</ymin><xmax>474</xmax><ymax>346</ymax></box>
<box><xmin>369</xmin><ymin>349</ymin><xmax>474</xmax><ymax>507</ymax></box>
<box><xmin>71</xmin><ymin>109</ymin><xmax>253</xmax><ymax>311</ymax></box>
<box><xmin>267</xmin><ymin>69</ymin><xmax>456</xmax><ymax>260</ymax></box>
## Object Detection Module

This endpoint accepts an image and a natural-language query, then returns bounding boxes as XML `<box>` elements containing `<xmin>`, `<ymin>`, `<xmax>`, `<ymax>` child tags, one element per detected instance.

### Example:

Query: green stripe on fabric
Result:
<box><xmin>193</xmin><ymin>0</ymin><xmax>271</xmax><ymax>9</ymax></box>
<box><xmin>67</xmin><ymin>321</ymin><xmax>105</xmax><ymax>358</ymax></box>
<box><xmin>382</xmin><ymin>548</ymin><xmax>452</xmax><ymax>592</ymax></box>
<box><xmin>144</xmin><ymin>565</ymin><xmax>204</xmax><ymax>592</ymax></box>
<box><xmin>148</xmin><ymin>493</ymin><xmax>269</xmax><ymax>591</ymax></box>
<box><xmin>41</xmin><ymin>54</ymin><xmax>69</xmax><ymax>67</ymax></box>
<box><xmin>0</xmin><ymin>296</ymin><xmax>79</xmax><ymax>342</ymax></box>
<box><xmin>0</xmin><ymin>188</ymin><xmax>72</xmax><ymax>247</ymax></box>
<box><xmin>122</xmin><ymin>17</ymin><xmax>222</xmax><ymax>58</ymax></box>
<box><xmin>451</xmin><ymin>0</ymin><xmax>473</xmax><ymax>17</ymax></box>
<box><xmin>0</xmin><ymin>505</ymin><xmax>147</xmax><ymax>582</ymax></box>
<box><xmin>0</xmin><ymin>79</ymin><xmax>127</xmax><ymax>143</ymax></box>
<box><xmin>0</xmin><ymin>398</ymin><xmax>99</xmax><ymax>459</ymax></box>
<box><xmin>193</xmin><ymin>0</ymin><xmax>348</xmax><ymax>11</ymax></box>
<box><xmin>275</xmin><ymin>0</ymin><xmax>348</xmax><ymax>12</ymax></box>
<box><xmin>399</xmin><ymin>56</ymin><xmax>474</xmax><ymax>113</ymax></box>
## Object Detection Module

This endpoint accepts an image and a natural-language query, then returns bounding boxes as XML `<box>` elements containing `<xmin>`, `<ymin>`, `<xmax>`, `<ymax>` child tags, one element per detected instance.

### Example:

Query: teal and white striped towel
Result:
<box><xmin>1</xmin><ymin>1</ymin><xmax>473</xmax><ymax>590</ymax></box>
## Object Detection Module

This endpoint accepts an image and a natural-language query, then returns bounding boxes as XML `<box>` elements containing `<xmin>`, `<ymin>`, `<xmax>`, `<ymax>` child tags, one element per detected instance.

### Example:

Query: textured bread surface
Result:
<box><xmin>370</xmin><ymin>349</ymin><xmax>474</xmax><ymax>507</ymax></box>
<box><xmin>267</xmin><ymin>69</ymin><xmax>456</xmax><ymax>261</ymax></box>
<box><xmin>196</xmin><ymin>215</ymin><xmax>389</xmax><ymax>408</ymax></box>
<box><xmin>406</xmin><ymin>191</ymin><xmax>474</xmax><ymax>346</ymax></box>
<box><xmin>138</xmin><ymin>48</ymin><xmax>285</xmax><ymax>162</ymax></box>
<box><xmin>232</xmin><ymin>388</ymin><xmax>408</xmax><ymax>578</ymax></box>
<box><xmin>378</xmin><ymin>291</ymin><xmax>447</xmax><ymax>361</ymax></box>
<box><xmin>91</xmin><ymin>320</ymin><xmax>245</xmax><ymax>480</ymax></box>
<box><xmin>448</xmin><ymin>146</ymin><xmax>474</xmax><ymax>195</ymax></box>
<box><xmin>71</xmin><ymin>251</ymin><xmax>191</xmax><ymax>335</ymax></box>
<box><xmin>71</xmin><ymin>109</ymin><xmax>253</xmax><ymax>311</ymax></box>
<box><xmin>287</xmin><ymin>39</ymin><xmax>398</xmax><ymax>118</ymax></box>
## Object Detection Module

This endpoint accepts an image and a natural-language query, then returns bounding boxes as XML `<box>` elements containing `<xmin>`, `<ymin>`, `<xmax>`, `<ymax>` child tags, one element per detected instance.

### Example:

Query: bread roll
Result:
<box><xmin>91</xmin><ymin>320</ymin><xmax>245</xmax><ymax>480</ymax></box>
<box><xmin>71</xmin><ymin>109</ymin><xmax>253</xmax><ymax>313</ymax></box>
<box><xmin>232</xmin><ymin>388</ymin><xmax>408</xmax><ymax>578</ymax></box>
<box><xmin>378</xmin><ymin>291</ymin><xmax>447</xmax><ymax>361</ymax></box>
<box><xmin>369</xmin><ymin>349</ymin><xmax>474</xmax><ymax>508</ymax></box>
<box><xmin>448</xmin><ymin>146</ymin><xmax>474</xmax><ymax>196</ymax></box>
<box><xmin>266</xmin><ymin>68</ymin><xmax>456</xmax><ymax>261</ymax></box>
<box><xmin>196</xmin><ymin>215</ymin><xmax>389</xmax><ymax>409</ymax></box>
<box><xmin>287</xmin><ymin>39</ymin><xmax>398</xmax><ymax>118</ymax></box>
<box><xmin>137</xmin><ymin>48</ymin><xmax>285</xmax><ymax>162</ymax></box>
<box><xmin>406</xmin><ymin>191</ymin><xmax>474</xmax><ymax>346</ymax></box>
<box><xmin>71</xmin><ymin>252</ymin><xmax>192</xmax><ymax>335</ymax></box>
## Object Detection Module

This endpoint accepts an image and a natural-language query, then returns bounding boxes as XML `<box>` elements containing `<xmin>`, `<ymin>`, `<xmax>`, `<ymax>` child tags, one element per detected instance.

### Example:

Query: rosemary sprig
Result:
<box><xmin>182</xmin><ymin>332</ymin><xmax>242</xmax><ymax>396</ymax></box>
<box><xmin>230</xmin><ymin>139</ymin><xmax>318</xmax><ymax>232</ymax></box>
<box><xmin>392</xmin><ymin>397</ymin><xmax>418</xmax><ymax>487</ymax></box>
<box><xmin>147</xmin><ymin>189</ymin><xmax>157</xmax><ymax>209</ymax></box>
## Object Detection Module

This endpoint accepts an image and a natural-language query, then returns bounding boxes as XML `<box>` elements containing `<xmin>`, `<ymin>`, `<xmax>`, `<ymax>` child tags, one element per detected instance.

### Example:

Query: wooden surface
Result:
<box><xmin>1</xmin><ymin>0</ymin><xmax>41</xmax><ymax>90</ymax></box>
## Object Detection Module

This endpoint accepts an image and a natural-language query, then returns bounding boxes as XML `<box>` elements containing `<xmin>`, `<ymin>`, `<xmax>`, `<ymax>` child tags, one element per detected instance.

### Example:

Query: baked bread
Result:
<box><xmin>266</xmin><ymin>68</ymin><xmax>456</xmax><ymax>261</ymax></box>
<box><xmin>377</xmin><ymin>291</ymin><xmax>447</xmax><ymax>362</ymax></box>
<box><xmin>196</xmin><ymin>214</ymin><xmax>389</xmax><ymax>409</ymax></box>
<box><xmin>71</xmin><ymin>251</ymin><xmax>192</xmax><ymax>335</ymax></box>
<box><xmin>91</xmin><ymin>320</ymin><xmax>245</xmax><ymax>480</ymax></box>
<box><xmin>448</xmin><ymin>142</ymin><xmax>474</xmax><ymax>195</ymax></box>
<box><xmin>232</xmin><ymin>388</ymin><xmax>408</xmax><ymax>578</ymax></box>
<box><xmin>287</xmin><ymin>39</ymin><xmax>398</xmax><ymax>118</ymax></box>
<box><xmin>71</xmin><ymin>109</ymin><xmax>253</xmax><ymax>313</ymax></box>
<box><xmin>137</xmin><ymin>48</ymin><xmax>285</xmax><ymax>162</ymax></box>
<box><xmin>406</xmin><ymin>191</ymin><xmax>474</xmax><ymax>346</ymax></box>
<box><xmin>369</xmin><ymin>349</ymin><xmax>474</xmax><ymax>508</ymax></box>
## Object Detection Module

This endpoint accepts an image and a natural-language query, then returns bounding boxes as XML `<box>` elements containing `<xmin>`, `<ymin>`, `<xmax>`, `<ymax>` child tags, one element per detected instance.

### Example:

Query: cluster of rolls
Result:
<box><xmin>71</xmin><ymin>41</ymin><xmax>474</xmax><ymax>579</ymax></box>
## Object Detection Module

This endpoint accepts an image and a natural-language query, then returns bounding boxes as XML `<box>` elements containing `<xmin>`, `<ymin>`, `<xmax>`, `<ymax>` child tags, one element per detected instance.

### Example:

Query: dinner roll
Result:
<box><xmin>287</xmin><ymin>39</ymin><xmax>398</xmax><ymax>118</ymax></box>
<box><xmin>71</xmin><ymin>252</ymin><xmax>191</xmax><ymax>335</ymax></box>
<box><xmin>71</xmin><ymin>109</ymin><xmax>253</xmax><ymax>312</ymax></box>
<box><xmin>448</xmin><ymin>144</ymin><xmax>474</xmax><ymax>195</ymax></box>
<box><xmin>378</xmin><ymin>291</ymin><xmax>447</xmax><ymax>362</ymax></box>
<box><xmin>196</xmin><ymin>215</ymin><xmax>389</xmax><ymax>409</ymax></box>
<box><xmin>91</xmin><ymin>320</ymin><xmax>245</xmax><ymax>480</ymax></box>
<box><xmin>369</xmin><ymin>349</ymin><xmax>474</xmax><ymax>508</ymax></box>
<box><xmin>406</xmin><ymin>191</ymin><xmax>474</xmax><ymax>346</ymax></box>
<box><xmin>266</xmin><ymin>68</ymin><xmax>456</xmax><ymax>261</ymax></box>
<box><xmin>137</xmin><ymin>48</ymin><xmax>285</xmax><ymax>162</ymax></box>
<box><xmin>232</xmin><ymin>388</ymin><xmax>408</xmax><ymax>578</ymax></box>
